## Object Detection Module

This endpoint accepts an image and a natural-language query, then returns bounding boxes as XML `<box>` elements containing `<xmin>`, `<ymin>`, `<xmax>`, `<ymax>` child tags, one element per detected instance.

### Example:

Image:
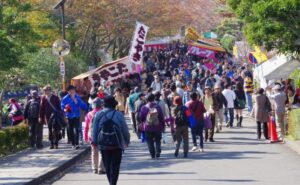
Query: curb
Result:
<box><xmin>285</xmin><ymin>139</ymin><xmax>300</xmax><ymax>155</ymax></box>
<box><xmin>25</xmin><ymin>146</ymin><xmax>91</xmax><ymax>185</ymax></box>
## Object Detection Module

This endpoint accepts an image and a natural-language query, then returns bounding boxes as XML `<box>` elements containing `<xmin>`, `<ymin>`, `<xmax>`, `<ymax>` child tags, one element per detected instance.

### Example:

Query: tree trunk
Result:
<box><xmin>0</xmin><ymin>90</ymin><xmax>4</xmax><ymax>129</ymax></box>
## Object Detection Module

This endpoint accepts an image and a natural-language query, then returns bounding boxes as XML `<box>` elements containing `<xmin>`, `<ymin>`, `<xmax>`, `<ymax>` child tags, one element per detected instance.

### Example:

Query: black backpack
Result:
<box><xmin>28</xmin><ymin>99</ymin><xmax>40</xmax><ymax>118</ymax></box>
<box><xmin>175</xmin><ymin>106</ymin><xmax>189</xmax><ymax>127</ymax></box>
<box><xmin>97</xmin><ymin>111</ymin><xmax>121</xmax><ymax>150</ymax></box>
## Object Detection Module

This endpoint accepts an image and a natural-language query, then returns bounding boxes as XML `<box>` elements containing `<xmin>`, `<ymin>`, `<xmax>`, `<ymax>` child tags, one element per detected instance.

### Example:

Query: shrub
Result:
<box><xmin>0</xmin><ymin>123</ymin><xmax>29</xmax><ymax>157</ymax></box>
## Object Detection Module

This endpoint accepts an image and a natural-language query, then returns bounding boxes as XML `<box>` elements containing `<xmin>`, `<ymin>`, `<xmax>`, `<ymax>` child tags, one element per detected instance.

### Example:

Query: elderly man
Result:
<box><xmin>269</xmin><ymin>84</ymin><xmax>287</xmax><ymax>142</ymax></box>
<box><xmin>40</xmin><ymin>85</ymin><xmax>61</xmax><ymax>149</ymax></box>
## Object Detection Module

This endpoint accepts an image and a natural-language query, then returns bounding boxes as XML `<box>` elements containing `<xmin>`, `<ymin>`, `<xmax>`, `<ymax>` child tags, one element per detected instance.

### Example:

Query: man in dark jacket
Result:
<box><xmin>212</xmin><ymin>83</ymin><xmax>228</xmax><ymax>132</ymax></box>
<box><xmin>40</xmin><ymin>85</ymin><xmax>62</xmax><ymax>149</ymax></box>
<box><xmin>24</xmin><ymin>90</ymin><xmax>43</xmax><ymax>149</ymax></box>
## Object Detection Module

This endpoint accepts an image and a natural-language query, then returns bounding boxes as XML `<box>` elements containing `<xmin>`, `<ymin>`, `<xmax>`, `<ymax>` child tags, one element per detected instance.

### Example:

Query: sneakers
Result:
<box><xmin>200</xmin><ymin>148</ymin><xmax>204</xmax><ymax>153</ymax></box>
<box><xmin>73</xmin><ymin>145</ymin><xmax>80</xmax><ymax>150</ymax></box>
<box><xmin>49</xmin><ymin>145</ymin><xmax>54</xmax><ymax>149</ymax></box>
<box><xmin>191</xmin><ymin>146</ymin><xmax>198</xmax><ymax>151</ymax></box>
<box><xmin>54</xmin><ymin>145</ymin><xmax>58</xmax><ymax>149</ymax></box>
<box><xmin>93</xmin><ymin>169</ymin><xmax>98</xmax><ymax>174</ymax></box>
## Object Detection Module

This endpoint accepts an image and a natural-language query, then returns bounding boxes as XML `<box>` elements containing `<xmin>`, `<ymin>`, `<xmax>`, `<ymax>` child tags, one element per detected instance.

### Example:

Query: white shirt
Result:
<box><xmin>222</xmin><ymin>89</ymin><xmax>236</xmax><ymax>108</ymax></box>
<box><xmin>176</xmin><ymin>88</ymin><xmax>184</xmax><ymax>97</ymax></box>
<box><xmin>214</xmin><ymin>74</ymin><xmax>221</xmax><ymax>84</ymax></box>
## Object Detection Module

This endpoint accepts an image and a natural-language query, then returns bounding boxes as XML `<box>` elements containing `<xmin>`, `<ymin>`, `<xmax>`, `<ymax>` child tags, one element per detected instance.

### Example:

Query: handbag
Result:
<box><xmin>47</xmin><ymin>97</ymin><xmax>67</xmax><ymax>127</ymax></box>
<box><xmin>265</xmin><ymin>96</ymin><xmax>272</xmax><ymax>113</ymax></box>
<box><xmin>204</xmin><ymin>115</ymin><xmax>212</xmax><ymax>129</ymax></box>
<box><xmin>237</xmin><ymin>99</ymin><xmax>246</xmax><ymax>109</ymax></box>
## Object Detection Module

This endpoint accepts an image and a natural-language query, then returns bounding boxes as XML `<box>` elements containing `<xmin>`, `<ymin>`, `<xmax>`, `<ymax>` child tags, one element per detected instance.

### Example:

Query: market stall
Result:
<box><xmin>71</xmin><ymin>57</ymin><xmax>131</xmax><ymax>94</ymax></box>
<box><xmin>254</xmin><ymin>55</ymin><xmax>300</xmax><ymax>88</ymax></box>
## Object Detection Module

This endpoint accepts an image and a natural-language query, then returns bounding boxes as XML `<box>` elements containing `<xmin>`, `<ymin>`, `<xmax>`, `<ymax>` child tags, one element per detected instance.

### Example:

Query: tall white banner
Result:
<box><xmin>129</xmin><ymin>22</ymin><xmax>149</xmax><ymax>65</ymax></box>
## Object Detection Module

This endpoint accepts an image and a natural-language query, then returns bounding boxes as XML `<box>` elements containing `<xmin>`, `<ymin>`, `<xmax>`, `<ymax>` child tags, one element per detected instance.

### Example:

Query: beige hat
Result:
<box><xmin>214</xmin><ymin>83</ymin><xmax>221</xmax><ymax>89</ymax></box>
<box><xmin>98</xmin><ymin>86</ymin><xmax>105</xmax><ymax>91</ymax></box>
<box><xmin>43</xmin><ymin>85</ymin><xmax>51</xmax><ymax>91</ymax></box>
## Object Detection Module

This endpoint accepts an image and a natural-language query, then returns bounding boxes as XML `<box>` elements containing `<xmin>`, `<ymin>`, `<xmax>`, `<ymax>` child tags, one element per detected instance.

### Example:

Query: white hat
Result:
<box><xmin>273</xmin><ymin>84</ymin><xmax>281</xmax><ymax>90</ymax></box>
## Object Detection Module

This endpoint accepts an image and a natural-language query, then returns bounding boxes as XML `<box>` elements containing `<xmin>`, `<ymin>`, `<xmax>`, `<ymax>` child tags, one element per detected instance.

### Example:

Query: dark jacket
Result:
<box><xmin>212</xmin><ymin>92</ymin><xmax>227</xmax><ymax>110</ymax></box>
<box><xmin>40</xmin><ymin>95</ymin><xmax>61</xmax><ymax>124</ymax></box>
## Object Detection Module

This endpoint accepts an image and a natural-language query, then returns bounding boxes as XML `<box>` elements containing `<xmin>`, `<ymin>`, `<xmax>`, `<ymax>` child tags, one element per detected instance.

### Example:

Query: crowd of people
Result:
<box><xmin>3</xmin><ymin>41</ymin><xmax>300</xmax><ymax>185</ymax></box>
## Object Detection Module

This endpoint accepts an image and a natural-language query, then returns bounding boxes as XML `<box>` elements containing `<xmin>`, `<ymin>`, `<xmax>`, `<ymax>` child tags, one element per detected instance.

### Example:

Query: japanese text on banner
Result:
<box><xmin>129</xmin><ymin>22</ymin><xmax>149</xmax><ymax>65</ymax></box>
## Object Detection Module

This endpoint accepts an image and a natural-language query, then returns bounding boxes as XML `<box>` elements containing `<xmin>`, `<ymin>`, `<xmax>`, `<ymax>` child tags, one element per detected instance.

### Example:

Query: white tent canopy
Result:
<box><xmin>254</xmin><ymin>55</ymin><xmax>300</xmax><ymax>88</ymax></box>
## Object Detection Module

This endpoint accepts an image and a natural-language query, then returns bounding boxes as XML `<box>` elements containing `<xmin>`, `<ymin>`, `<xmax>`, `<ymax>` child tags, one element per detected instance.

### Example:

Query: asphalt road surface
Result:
<box><xmin>53</xmin><ymin>117</ymin><xmax>300</xmax><ymax>185</ymax></box>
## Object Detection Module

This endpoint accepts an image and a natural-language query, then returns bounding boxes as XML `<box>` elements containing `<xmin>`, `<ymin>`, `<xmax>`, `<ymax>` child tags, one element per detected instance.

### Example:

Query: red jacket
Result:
<box><xmin>185</xmin><ymin>100</ymin><xmax>206</xmax><ymax>121</ymax></box>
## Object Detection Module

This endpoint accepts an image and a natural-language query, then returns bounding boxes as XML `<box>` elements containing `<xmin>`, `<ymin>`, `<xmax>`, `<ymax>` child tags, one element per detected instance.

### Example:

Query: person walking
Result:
<box><xmin>172</xmin><ymin>96</ymin><xmax>189</xmax><ymax>158</ymax></box>
<box><xmin>203</xmin><ymin>86</ymin><xmax>218</xmax><ymax>142</ymax></box>
<box><xmin>269</xmin><ymin>84</ymin><xmax>287</xmax><ymax>142</ymax></box>
<box><xmin>243</xmin><ymin>74</ymin><xmax>254</xmax><ymax>114</ymax></box>
<box><xmin>254</xmin><ymin>88</ymin><xmax>271</xmax><ymax>140</ymax></box>
<box><xmin>8</xmin><ymin>98</ymin><xmax>24</xmax><ymax>126</ymax></box>
<box><xmin>222</xmin><ymin>83</ymin><xmax>236</xmax><ymax>128</ymax></box>
<box><xmin>61</xmin><ymin>85</ymin><xmax>88</xmax><ymax>149</ymax></box>
<box><xmin>84</xmin><ymin>98</ymin><xmax>106</xmax><ymax>174</ymax></box>
<box><xmin>182</xmin><ymin>81</ymin><xmax>194</xmax><ymax>105</ymax></box>
<box><xmin>40</xmin><ymin>85</ymin><xmax>62</xmax><ymax>149</ymax></box>
<box><xmin>128</xmin><ymin>87</ymin><xmax>141</xmax><ymax>134</ymax></box>
<box><xmin>234</xmin><ymin>82</ymin><xmax>246</xmax><ymax>127</ymax></box>
<box><xmin>135</xmin><ymin>93</ymin><xmax>147</xmax><ymax>138</ymax></box>
<box><xmin>92</xmin><ymin>95</ymin><xmax>130</xmax><ymax>185</ymax></box>
<box><xmin>212</xmin><ymin>83</ymin><xmax>227</xmax><ymax>132</ymax></box>
<box><xmin>139</xmin><ymin>94</ymin><xmax>165</xmax><ymax>159</ymax></box>
<box><xmin>24</xmin><ymin>90</ymin><xmax>43</xmax><ymax>149</ymax></box>
<box><xmin>186</xmin><ymin>92</ymin><xmax>206</xmax><ymax>152</ymax></box>
<box><xmin>151</xmin><ymin>75</ymin><xmax>163</xmax><ymax>92</ymax></box>
<box><xmin>114</xmin><ymin>88</ymin><xmax>125</xmax><ymax>114</ymax></box>
<box><xmin>154</xmin><ymin>91</ymin><xmax>168</xmax><ymax>119</ymax></box>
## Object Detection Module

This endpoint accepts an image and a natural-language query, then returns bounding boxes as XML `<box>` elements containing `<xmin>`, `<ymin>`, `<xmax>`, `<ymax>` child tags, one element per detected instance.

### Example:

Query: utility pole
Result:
<box><xmin>54</xmin><ymin>0</ymin><xmax>66</xmax><ymax>40</ymax></box>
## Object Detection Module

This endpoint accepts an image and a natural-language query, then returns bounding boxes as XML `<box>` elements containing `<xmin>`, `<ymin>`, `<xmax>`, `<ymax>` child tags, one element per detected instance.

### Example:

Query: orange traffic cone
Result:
<box><xmin>268</xmin><ymin>116</ymin><xmax>281</xmax><ymax>143</ymax></box>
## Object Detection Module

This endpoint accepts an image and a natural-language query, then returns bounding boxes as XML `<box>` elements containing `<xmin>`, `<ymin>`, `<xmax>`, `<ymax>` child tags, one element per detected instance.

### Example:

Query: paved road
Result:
<box><xmin>53</xmin><ymin>117</ymin><xmax>300</xmax><ymax>185</ymax></box>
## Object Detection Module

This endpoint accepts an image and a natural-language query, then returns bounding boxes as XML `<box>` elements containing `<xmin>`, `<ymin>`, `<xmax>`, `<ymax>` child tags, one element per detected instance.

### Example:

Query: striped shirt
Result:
<box><xmin>244</xmin><ymin>77</ymin><xmax>253</xmax><ymax>94</ymax></box>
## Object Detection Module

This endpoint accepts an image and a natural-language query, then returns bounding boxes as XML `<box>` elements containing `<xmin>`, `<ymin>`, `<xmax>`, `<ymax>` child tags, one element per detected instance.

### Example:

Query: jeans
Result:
<box><xmin>145</xmin><ymin>132</ymin><xmax>162</xmax><ymax>157</ymax></box>
<box><xmin>224</xmin><ymin>108</ymin><xmax>234</xmax><ymax>127</ymax></box>
<box><xmin>191</xmin><ymin>120</ymin><xmax>204</xmax><ymax>148</ymax></box>
<box><xmin>28</xmin><ymin>118</ymin><xmax>43</xmax><ymax>148</ymax></box>
<box><xmin>101</xmin><ymin>149</ymin><xmax>123</xmax><ymax>185</ymax></box>
<box><xmin>67</xmin><ymin>117</ymin><xmax>80</xmax><ymax>146</ymax></box>
<box><xmin>174</xmin><ymin>126</ymin><xmax>189</xmax><ymax>154</ymax></box>
<box><xmin>245</xmin><ymin>93</ymin><xmax>253</xmax><ymax>113</ymax></box>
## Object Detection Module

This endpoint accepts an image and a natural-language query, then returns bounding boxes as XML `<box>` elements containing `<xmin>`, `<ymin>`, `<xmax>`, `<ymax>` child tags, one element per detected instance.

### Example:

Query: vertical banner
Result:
<box><xmin>129</xmin><ymin>22</ymin><xmax>149</xmax><ymax>66</ymax></box>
